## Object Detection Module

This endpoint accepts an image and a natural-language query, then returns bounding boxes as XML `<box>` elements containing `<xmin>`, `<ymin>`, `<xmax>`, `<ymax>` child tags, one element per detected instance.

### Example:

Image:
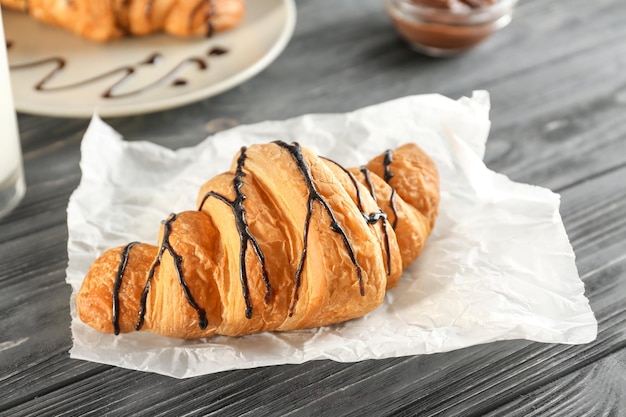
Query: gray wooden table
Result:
<box><xmin>2</xmin><ymin>0</ymin><xmax>625</xmax><ymax>415</ymax></box>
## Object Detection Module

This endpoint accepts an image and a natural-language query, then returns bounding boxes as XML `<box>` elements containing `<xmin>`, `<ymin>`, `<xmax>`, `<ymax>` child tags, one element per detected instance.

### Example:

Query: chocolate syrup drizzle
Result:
<box><xmin>206</xmin><ymin>0</ymin><xmax>216</xmax><ymax>37</ymax></box>
<box><xmin>145</xmin><ymin>0</ymin><xmax>155</xmax><ymax>17</ymax></box>
<box><xmin>126</xmin><ymin>144</ymin><xmax>388</xmax><ymax>332</ymax></box>
<box><xmin>112</xmin><ymin>0</ymin><xmax>131</xmax><ymax>35</ymax></box>
<box><xmin>10</xmin><ymin>53</ymin><xmax>208</xmax><ymax>98</ymax></box>
<box><xmin>112</xmin><ymin>241</ymin><xmax>139</xmax><ymax>335</ymax></box>
<box><xmin>197</xmin><ymin>147</ymin><xmax>271</xmax><ymax>319</ymax></box>
<box><xmin>208</xmin><ymin>47</ymin><xmax>228</xmax><ymax>56</ymax></box>
<box><xmin>196</xmin><ymin>144</ymin><xmax>368</xmax><ymax>319</ymax></box>
<box><xmin>8</xmin><ymin>43</ymin><xmax>229</xmax><ymax>99</ymax></box>
<box><xmin>136</xmin><ymin>213</ymin><xmax>208</xmax><ymax>331</ymax></box>
<box><xmin>189</xmin><ymin>0</ymin><xmax>216</xmax><ymax>37</ymax></box>
<box><xmin>360</xmin><ymin>167</ymin><xmax>376</xmax><ymax>200</ymax></box>
<box><xmin>382</xmin><ymin>150</ymin><xmax>399</xmax><ymax>230</ymax></box>
<box><xmin>321</xmin><ymin>158</ymin><xmax>392</xmax><ymax>276</ymax></box>
<box><xmin>276</xmin><ymin>142</ymin><xmax>365</xmax><ymax>315</ymax></box>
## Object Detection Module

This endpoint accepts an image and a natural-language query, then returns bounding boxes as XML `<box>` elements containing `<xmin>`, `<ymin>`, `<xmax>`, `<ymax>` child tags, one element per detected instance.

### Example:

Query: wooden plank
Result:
<box><xmin>485</xmin><ymin>348</ymin><xmax>626</xmax><ymax>417</ymax></box>
<box><xmin>1</xmin><ymin>0</ymin><xmax>625</xmax><ymax>415</ymax></box>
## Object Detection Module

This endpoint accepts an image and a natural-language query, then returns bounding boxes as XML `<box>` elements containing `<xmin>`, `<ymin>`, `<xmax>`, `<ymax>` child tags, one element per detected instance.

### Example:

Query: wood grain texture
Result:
<box><xmin>1</xmin><ymin>0</ymin><xmax>626</xmax><ymax>415</ymax></box>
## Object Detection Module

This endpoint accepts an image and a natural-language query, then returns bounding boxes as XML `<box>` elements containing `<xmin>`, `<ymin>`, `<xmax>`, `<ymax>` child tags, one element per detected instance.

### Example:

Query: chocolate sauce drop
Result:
<box><xmin>112</xmin><ymin>241</ymin><xmax>139</xmax><ymax>335</ymax></box>
<box><xmin>382</xmin><ymin>150</ymin><xmax>399</xmax><ymax>229</ymax></box>
<box><xmin>141</xmin><ymin>53</ymin><xmax>161</xmax><ymax>65</ymax></box>
<box><xmin>136</xmin><ymin>213</ymin><xmax>208</xmax><ymax>331</ymax></box>
<box><xmin>208</xmin><ymin>47</ymin><xmax>228</xmax><ymax>56</ymax></box>
<box><xmin>172</xmin><ymin>79</ymin><xmax>188</xmax><ymax>87</ymax></box>
<box><xmin>276</xmin><ymin>142</ymin><xmax>365</xmax><ymax>316</ymax></box>
<box><xmin>6</xmin><ymin>40</ymin><xmax>13</xmax><ymax>50</ymax></box>
<box><xmin>197</xmin><ymin>147</ymin><xmax>272</xmax><ymax>319</ymax></box>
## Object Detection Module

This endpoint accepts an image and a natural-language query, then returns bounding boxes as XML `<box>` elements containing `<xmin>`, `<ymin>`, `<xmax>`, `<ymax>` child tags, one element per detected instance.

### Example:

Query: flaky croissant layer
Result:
<box><xmin>77</xmin><ymin>141</ymin><xmax>439</xmax><ymax>339</ymax></box>
<box><xmin>1</xmin><ymin>0</ymin><xmax>244</xmax><ymax>41</ymax></box>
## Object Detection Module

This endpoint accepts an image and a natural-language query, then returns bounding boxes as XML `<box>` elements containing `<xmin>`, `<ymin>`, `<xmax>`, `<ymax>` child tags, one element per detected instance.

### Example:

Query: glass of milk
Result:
<box><xmin>0</xmin><ymin>9</ymin><xmax>25</xmax><ymax>219</ymax></box>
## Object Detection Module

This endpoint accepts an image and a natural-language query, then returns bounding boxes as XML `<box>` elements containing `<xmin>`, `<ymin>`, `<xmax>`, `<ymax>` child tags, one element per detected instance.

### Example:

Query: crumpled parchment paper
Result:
<box><xmin>66</xmin><ymin>91</ymin><xmax>597</xmax><ymax>378</ymax></box>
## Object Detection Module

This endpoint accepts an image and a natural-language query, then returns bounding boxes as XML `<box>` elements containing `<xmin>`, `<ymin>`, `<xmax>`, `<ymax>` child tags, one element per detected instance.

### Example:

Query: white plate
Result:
<box><xmin>2</xmin><ymin>0</ymin><xmax>296</xmax><ymax>118</ymax></box>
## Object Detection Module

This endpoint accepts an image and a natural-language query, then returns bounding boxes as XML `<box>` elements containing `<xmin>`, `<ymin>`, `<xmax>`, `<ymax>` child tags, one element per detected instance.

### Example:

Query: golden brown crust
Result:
<box><xmin>77</xmin><ymin>142</ymin><xmax>439</xmax><ymax>339</ymax></box>
<box><xmin>146</xmin><ymin>211</ymin><xmax>224</xmax><ymax>338</ymax></box>
<box><xmin>1</xmin><ymin>0</ymin><xmax>245</xmax><ymax>41</ymax></box>
<box><xmin>366</xmin><ymin>143</ymin><xmax>440</xmax><ymax>229</ymax></box>
<box><xmin>348</xmin><ymin>166</ymin><xmax>431</xmax><ymax>273</ymax></box>
<box><xmin>323</xmin><ymin>159</ymin><xmax>403</xmax><ymax>289</ymax></box>
<box><xmin>1</xmin><ymin>0</ymin><xmax>28</xmax><ymax>12</ymax></box>
<box><xmin>77</xmin><ymin>243</ymin><xmax>158</xmax><ymax>334</ymax></box>
<box><xmin>198</xmin><ymin>170</ymin><xmax>289</xmax><ymax>336</ymax></box>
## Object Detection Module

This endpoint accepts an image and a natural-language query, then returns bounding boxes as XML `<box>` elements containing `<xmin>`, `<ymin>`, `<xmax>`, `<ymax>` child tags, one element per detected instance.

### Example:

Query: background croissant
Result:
<box><xmin>77</xmin><ymin>141</ymin><xmax>440</xmax><ymax>339</ymax></box>
<box><xmin>1</xmin><ymin>0</ymin><xmax>244</xmax><ymax>41</ymax></box>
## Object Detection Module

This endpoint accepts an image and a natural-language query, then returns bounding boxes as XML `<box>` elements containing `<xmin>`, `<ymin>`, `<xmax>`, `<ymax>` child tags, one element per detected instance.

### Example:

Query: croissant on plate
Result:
<box><xmin>77</xmin><ymin>141</ymin><xmax>440</xmax><ymax>339</ymax></box>
<box><xmin>1</xmin><ymin>0</ymin><xmax>244</xmax><ymax>41</ymax></box>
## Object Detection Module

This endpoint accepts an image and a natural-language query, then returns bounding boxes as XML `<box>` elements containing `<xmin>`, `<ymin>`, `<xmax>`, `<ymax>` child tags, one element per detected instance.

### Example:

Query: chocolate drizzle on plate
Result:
<box><xmin>8</xmin><ymin>43</ymin><xmax>229</xmax><ymax>99</ymax></box>
<box><xmin>276</xmin><ymin>142</ymin><xmax>365</xmax><ymax>316</ymax></box>
<box><xmin>197</xmin><ymin>147</ymin><xmax>272</xmax><ymax>319</ymax></box>
<box><xmin>10</xmin><ymin>56</ymin><xmax>67</xmax><ymax>91</ymax></box>
<box><xmin>112</xmin><ymin>241</ymin><xmax>139</xmax><ymax>335</ymax></box>
<box><xmin>322</xmin><ymin>158</ymin><xmax>393</xmax><ymax>276</ymax></box>
<box><xmin>382</xmin><ymin>150</ymin><xmax>399</xmax><ymax>230</ymax></box>
<box><xmin>10</xmin><ymin>52</ymin><xmax>206</xmax><ymax>99</ymax></box>
<box><xmin>136</xmin><ymin>213</ymin><xmax>208</xmax><ymax>331</ymax></box>
<box><xmin>208</xmin><ymin>47</ymin><xmax>229</xmax><ymax>56</ymax></box>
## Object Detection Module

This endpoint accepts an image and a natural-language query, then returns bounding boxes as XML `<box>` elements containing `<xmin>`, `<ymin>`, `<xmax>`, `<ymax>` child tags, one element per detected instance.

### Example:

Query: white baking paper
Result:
<box><xmin>66</xmin><ymin>91</ymin><xmax>597</xmax><ymax>378</ymax></box>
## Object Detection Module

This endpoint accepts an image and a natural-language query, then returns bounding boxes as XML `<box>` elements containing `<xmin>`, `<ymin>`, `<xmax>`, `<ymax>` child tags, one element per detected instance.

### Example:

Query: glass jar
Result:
<box><xmin>385</xmin><ymin>0</ymin><xmax>518</xmax><ymax>57</ymax></box>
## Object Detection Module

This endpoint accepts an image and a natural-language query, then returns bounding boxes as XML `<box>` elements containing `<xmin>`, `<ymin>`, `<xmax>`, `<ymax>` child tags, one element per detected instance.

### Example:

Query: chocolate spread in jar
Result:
<box><xmin>388</xmin><ymin>0</ymin><xmax>509</xmax><ymax>56</ymax></box>
<box><xmin>410</xmin><ymin>0</ymin><xmax>495</xmax><ymax>9</ymax></box>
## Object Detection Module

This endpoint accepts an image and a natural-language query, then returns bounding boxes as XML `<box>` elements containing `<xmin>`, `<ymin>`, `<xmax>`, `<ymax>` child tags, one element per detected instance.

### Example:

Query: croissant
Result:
<box><xmin>77</xmin><ymin>141</ymin><xmax>440</xmax><ymax>339</ymax></box>
<box><xmin>1</xmin><ymin>0</ymin><xmax>244</xmax><ymax>41</ymax></box>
